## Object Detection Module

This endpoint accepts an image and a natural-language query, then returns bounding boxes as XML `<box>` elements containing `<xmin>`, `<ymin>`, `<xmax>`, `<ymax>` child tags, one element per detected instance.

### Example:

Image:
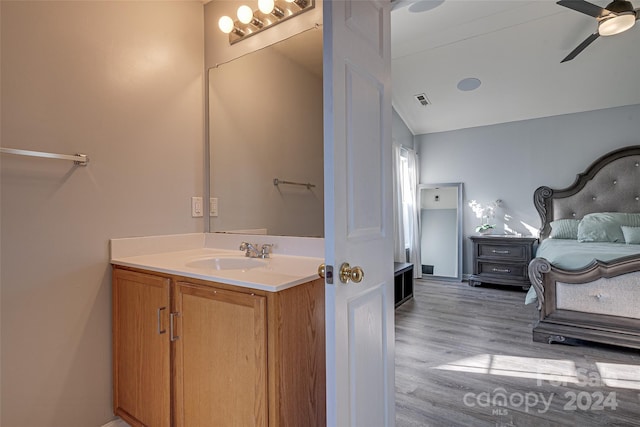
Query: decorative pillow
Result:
<box><xmin>577</xmin><ymin>212</ymin><xmax>626</xmax><ymax>243</ymax></box>
<box><xmin>621</xmin><ymin>226</ymin><xmax>640</xmax><ymax>244</ymax></box>
<box><xmin>626</xmin><ymin>213</ymin><xmax>640</xmax><ymax>227</ymax></box>
<box><xmin>549</xmin><ymin>219</ymin><xmax>580</xmax><ymax>239</ymax></box>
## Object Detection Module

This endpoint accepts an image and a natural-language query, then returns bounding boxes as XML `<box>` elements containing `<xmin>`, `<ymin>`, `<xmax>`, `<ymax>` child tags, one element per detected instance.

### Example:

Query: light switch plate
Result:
<box><xmin>191</xmin><ymin>197</ymin><xmax>203</xmax><ymax>217</ymax></box>
<box><xmin>210</xmin><ymin>197</ymin><xmax>218</xmax><ymax>217</ymax></box>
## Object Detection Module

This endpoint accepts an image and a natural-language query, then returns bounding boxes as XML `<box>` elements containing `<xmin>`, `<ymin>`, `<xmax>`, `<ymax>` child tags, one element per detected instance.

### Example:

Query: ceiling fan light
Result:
<box><xmin>598</xmin><ymin>13</ymin><xmax>636</xmax><ymax>36</ymax></box>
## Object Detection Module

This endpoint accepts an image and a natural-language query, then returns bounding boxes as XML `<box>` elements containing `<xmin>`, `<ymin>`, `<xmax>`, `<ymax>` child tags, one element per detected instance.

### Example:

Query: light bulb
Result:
<box><xmin>237</xmin><ymin>5</ymin><xmax>254</xmax><ymax>24</ymax></box>
<box><xmin>218</xmin><ymin>16</ymin><xmax>234</xmax><ymax>34</ymax></box>
<box><xmin>258</xmin><ymin>0</ymin><xmax>275</xmax><ymax>14</ymax></box>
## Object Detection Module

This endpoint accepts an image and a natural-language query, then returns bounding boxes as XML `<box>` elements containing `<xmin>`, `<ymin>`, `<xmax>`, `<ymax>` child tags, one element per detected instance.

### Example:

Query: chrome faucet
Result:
<box><xmin>239</xmin><ymin>242</ymin><xmax>260</xmax><ymax>258</ymax></box>
<box><xmin>239</xmin><ymin>242</ymin><xmax>273</xmax><ymax>258</ymax></box>
<box><xmin>260</xmin><ymin>244</ymin><xmax>272</xmax><ymax>258</ymax></box>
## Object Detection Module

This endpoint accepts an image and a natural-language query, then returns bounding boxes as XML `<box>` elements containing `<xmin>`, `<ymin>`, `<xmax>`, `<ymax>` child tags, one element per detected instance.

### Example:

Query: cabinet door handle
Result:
<box><xmin>492</xmin><ymin>249</ymin><xmax>510</xmax><ymax>254</ymax></box>
<box><xmin>170</xmin><ymin>312</ymin><xmax>180</xmax><ymax>342</ymax></box>
<box><xmin>157</xmin><ymin>307</ymin><xmax>167</xmax><ymax>335</ymax></box>
<box><xmin>492</xmin><ymin>267</ymin><xmax>511</xmax><ymax>273</ymax></box>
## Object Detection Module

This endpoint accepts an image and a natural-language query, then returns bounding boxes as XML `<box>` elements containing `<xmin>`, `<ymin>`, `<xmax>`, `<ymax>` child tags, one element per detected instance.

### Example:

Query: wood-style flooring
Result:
<box><xmin>395</xmin><ymin>279</ymin><xmax>640</xmax><ymax>427</ymax></box>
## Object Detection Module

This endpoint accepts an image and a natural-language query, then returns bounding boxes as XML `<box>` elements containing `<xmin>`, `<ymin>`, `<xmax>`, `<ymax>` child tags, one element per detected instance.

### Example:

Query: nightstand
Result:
<box><xmin>469</xmin><ymin>235</ymin><xmax>537</xmax><ymax>290</ymax></box>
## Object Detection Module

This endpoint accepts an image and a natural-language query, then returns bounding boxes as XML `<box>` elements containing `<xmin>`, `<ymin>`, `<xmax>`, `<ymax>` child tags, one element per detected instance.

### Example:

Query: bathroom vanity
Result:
<box><xmin>110</xmin><ymin>234</ymin><xmax>325</xmax><ymax>427</ymax></box>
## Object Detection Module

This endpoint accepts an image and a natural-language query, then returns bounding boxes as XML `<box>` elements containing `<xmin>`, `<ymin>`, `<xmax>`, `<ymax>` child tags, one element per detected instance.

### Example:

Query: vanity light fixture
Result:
<box><xmin>218</xmin><ymin>0</ymin><xmax>314</xmax><ymax>44</ymax></box>
<box><xmin>285</xmin><ymin>0</ymin><xmax>309</xmax><ymax>8</ymax></box>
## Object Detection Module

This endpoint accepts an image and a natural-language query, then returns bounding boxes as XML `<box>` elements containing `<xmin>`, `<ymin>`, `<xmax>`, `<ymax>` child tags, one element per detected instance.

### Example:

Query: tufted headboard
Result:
<box><xmin>534</xmin><ymin>145</ymin><xmax>640</xmax><ymax>240</ymax></box>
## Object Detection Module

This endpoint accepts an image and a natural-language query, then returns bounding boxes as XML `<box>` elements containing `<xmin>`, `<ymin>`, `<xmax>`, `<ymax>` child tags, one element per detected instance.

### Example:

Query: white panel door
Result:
<box><xmin>323</xmin><ymin>1</ymin><xmax>394</xmax><ymax>426</ymax></box>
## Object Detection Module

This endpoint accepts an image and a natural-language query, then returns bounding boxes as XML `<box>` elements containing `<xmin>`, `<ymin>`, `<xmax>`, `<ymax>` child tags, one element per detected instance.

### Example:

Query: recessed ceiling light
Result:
<box><xmin>457</xmin><ymin>77</ymin><xmax>481</xmax><ymax>92</ymax></box>
<box><xmin>409</xmin><ymin>0</ymin><xmax>445</xmax><ymax>13</ymax></box>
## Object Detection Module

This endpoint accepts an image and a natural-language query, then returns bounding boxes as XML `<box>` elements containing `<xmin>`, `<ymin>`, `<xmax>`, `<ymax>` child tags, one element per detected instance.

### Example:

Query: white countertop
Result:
<box><xmin>110</xmin><ymin>233</ymin><xmax>324</xmax><ymax>292</ymax></box>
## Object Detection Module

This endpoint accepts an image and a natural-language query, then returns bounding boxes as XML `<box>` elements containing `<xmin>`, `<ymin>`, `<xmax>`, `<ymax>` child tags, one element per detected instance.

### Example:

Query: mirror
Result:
<box><xmin>208</xmin><ymin>28</ymin><xmax>324</xmax><ymax>237</ymax></box>
<box><xmin>418</xmin><ymin>183</ymin><xmax>463</xmax><ymax>281</ymax></box>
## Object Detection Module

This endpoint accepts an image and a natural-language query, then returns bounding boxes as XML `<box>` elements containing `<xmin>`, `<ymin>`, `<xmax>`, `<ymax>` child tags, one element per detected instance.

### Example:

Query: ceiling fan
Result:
<box><xmin>558</xmin><ymin>0</ymin><xmax>640</xmax><ymax>62</ymax></box>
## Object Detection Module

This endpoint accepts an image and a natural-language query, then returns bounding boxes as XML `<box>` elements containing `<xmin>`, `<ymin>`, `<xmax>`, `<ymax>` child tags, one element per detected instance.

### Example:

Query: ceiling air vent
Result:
<box><xmin>414</xmin><ymin>93</ymin><xmax>430</xmax><ymax>107</ymax></box>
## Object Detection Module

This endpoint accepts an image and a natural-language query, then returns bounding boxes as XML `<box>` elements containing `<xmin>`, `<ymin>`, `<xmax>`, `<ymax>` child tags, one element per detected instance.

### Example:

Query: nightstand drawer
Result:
<box><xmin>478</xmin><ymin>243</ymin><xmax>526</xmax><ymax>260</ymax></box>
<box><xmin>477</xmin><ymin>261</ymin><xmax>526</xmax><ymax>279</ymax></box>
<box><xmin>469</xmin><ymin>235</ymin><xmax>538</xmax><ymax>289</ymax></box>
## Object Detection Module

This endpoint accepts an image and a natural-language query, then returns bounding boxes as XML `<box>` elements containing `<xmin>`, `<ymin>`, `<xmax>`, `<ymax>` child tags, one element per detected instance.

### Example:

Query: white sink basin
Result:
<box><xmin>185</xmin><ymin>255</ymin><xmax>267</xmax><ymax>271</ymax></box>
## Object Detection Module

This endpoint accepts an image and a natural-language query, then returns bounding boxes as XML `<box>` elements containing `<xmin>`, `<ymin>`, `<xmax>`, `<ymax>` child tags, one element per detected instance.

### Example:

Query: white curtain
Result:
<box><xmin>392</xmin><ymin>144</ymin><xmax>422</xmax><ymax>278</ymax></box>
<box><xmin>405</xmin><ymin>148</ymin><xmax>422</xmax><ymax>279</ymax></box>
<box><xmin>392</xmin><ymin>145</ymin><xmax>406</xmax><ymax>263</ymax></box>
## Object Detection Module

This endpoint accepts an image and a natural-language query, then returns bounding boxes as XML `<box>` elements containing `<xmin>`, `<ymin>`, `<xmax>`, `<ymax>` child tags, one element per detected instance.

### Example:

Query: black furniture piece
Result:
<box><xmin>394</xmin><ymin>262</ymin><xmax>414</xmax><ymax>308</ymax></box>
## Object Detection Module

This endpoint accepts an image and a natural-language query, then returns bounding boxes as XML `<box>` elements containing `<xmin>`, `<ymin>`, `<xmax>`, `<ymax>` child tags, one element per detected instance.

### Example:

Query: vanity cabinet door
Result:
<box><xmin>173</xmin><ymin>281</ymin><xmax>268</xmax><ymax>427</ymax></box>
<box><xmin>112</xmin><ymin>269</ymin><xmax>170</xmax><ymax>427</ymax></box>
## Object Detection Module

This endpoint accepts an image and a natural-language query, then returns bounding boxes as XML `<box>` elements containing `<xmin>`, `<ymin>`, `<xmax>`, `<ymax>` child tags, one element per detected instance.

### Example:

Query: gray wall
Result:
<box><xmin>416</xmin><ymin>103</ymin><xmax>640</xmax><ymax>276</ymax></box>
<box><xmin>1</xmin><ymin>2</ymin><xmax>204</xmax><ymax>426</ymax></box>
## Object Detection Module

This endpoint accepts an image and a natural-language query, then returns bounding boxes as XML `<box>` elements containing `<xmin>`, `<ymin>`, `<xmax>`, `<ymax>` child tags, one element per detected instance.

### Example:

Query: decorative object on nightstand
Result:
<box><xmin>468</xmin><ymin>199</ymin><xmax>502</xmax><ymax>234</ymax></box>
<box><xmin>469</xmin><ymin>235</ymin><xmax>538</xmax><ymax>290</ymax></box>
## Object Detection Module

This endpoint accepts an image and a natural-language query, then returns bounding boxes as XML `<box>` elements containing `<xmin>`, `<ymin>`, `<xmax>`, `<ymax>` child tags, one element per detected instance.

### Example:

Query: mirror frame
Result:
<box><xmin>418</xmin><ymin>182</ymin><xmax>463</xmax><ymax>282</ymax></box>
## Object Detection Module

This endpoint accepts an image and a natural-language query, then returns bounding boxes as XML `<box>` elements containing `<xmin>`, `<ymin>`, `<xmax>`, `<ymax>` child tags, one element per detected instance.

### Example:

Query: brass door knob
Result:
<box><xmin>318</xmin><ymin>263</ymin><xmax>325</xmax><ymax>278</ymax></box>
<box><xmin>339</xmin><ymin>263</ymin><xmax>364</xmax><ymax>284</ymax></box>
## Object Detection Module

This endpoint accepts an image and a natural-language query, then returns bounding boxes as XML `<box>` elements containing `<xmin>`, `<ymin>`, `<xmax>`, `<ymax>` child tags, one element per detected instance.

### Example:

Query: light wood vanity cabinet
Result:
<box><xmin>112</xmin><ymin>266</ymin><xmax>325</xmax><ymax>427</ymax></box>
<box><xmin>173</xmin><ymin>281</ymin><xmax>268</xmax><ymax>426</ymax></box>
<box><xmin>112</xmin><ymin>269</ymin><xmax>171</xmax><ymax>427</ymax></box>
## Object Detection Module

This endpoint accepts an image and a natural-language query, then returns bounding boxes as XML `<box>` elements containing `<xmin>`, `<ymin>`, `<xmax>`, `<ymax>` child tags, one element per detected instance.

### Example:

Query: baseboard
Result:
<box><xmin>101</xmin><ymin>418</ymin><xmax>130</xmax><ymax>427</ymax></box>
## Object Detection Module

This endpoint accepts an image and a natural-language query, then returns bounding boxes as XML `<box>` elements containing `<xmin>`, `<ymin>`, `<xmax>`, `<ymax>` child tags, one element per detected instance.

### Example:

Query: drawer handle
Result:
<box><xmin>492</xmin><ymin>249</ymin><xmax>510</xmax><ymax>254</ymax></box>
<box><xmin>170</xmin><ymin>312</ymin><xmax>180</xmax><ymax>342</ymax></box>
<box><xmin>157</xmin><ymin>307</ymin><xmax>167</xmax><ymax>335</ymax></box>
<box><xmin>492</xmin><ymin>268</ymin><xmax>511</xmax><ymax>273</ymax></box>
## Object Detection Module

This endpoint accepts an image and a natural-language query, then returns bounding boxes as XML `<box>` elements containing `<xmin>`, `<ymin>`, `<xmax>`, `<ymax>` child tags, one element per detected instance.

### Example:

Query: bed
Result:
<box><xmin>527</xmin><ymin>145</ymin><xmax>640</xmax><ymax>349</ymax></box>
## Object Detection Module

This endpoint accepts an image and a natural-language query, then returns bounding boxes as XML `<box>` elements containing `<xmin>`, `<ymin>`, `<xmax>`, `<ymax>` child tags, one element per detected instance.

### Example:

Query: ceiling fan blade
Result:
<box><xmin>391</xmin><ymin>0</ymin><xmax>412</xmax><ymax>11</ymax></box>
<box><xmin>557</xmin><ymin>0</ymin><xmax>609</xmax><ymax>18</ymax></box>
<box><xmin>561</xmin><ymin>32</ymin><xmax>600</xmax><ymax>62</ymax></box>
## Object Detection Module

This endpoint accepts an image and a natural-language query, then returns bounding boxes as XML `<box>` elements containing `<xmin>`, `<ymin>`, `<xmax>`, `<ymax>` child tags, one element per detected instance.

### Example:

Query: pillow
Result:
<box><xmin>621</xmin><ymin>226</ymin><xmax>640</xmax><ymax>244</ymax></box>
<box><xmin>626</xmin><ymin>213</ymin><xmax>640</xmax><ymax>228</ymax></box>
<box><xmin>549</xmin><ymin>219</ymin><xmax>580</xmax><ymax>239</ymax></box>
<box><xmin>577</xmin><ymin>212</ymin><xmax>626</xmax><ymax>243</ymax></box>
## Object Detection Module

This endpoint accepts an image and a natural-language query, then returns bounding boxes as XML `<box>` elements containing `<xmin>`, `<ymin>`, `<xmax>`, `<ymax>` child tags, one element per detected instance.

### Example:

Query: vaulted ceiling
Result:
<box><xmin>391</xmin><ymin>0</ymin><xmax>640</xmax><ymax>135</ymax></box>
